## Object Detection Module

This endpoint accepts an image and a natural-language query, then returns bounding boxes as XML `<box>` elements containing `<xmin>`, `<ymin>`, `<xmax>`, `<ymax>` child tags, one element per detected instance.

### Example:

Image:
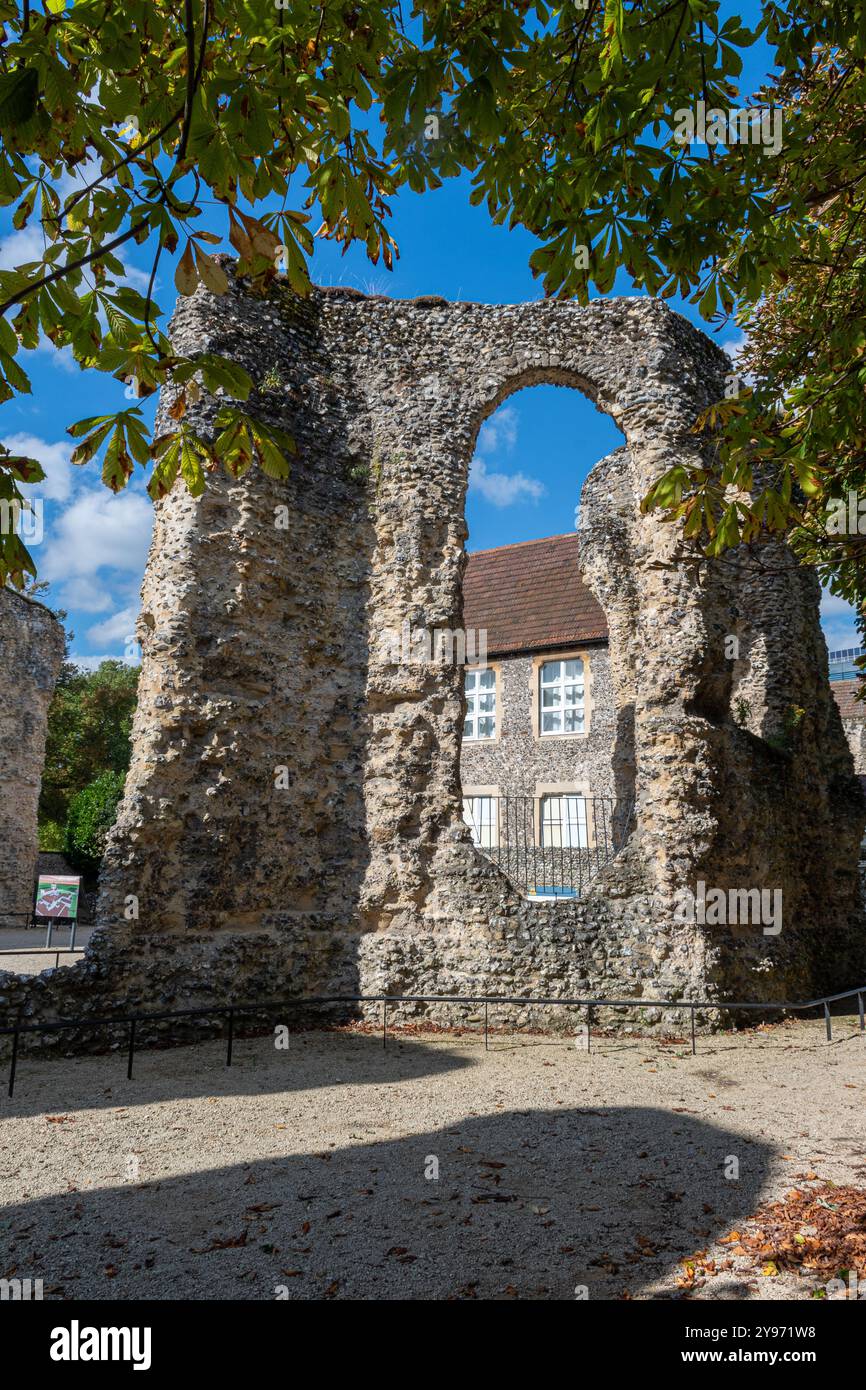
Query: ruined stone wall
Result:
<box><xmin>842</xmin><ymin>719</ymin><xmax>866</xmax><ymax>774</ymax></box>
<box><xmin>0</xmin><ymin>589</ymin><xmax>65</xmax><ymax>924</ymax></box>
<box><xmin>2</xmin><ymin>276</ymin><xmax>863</xmax><ymax>1042</ymax></box>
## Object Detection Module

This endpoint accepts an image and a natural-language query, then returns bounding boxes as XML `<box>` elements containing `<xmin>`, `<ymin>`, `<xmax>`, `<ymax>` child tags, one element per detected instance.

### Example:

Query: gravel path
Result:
<box><xmin>0</xmin><ymin>924</ymin><xmax>92</xmax><ymax>973</ymax></box>
<box><xmin>1</xmin><ymin>1016</ymin><xmax>863</xmax><ymax>1301</ymax></box>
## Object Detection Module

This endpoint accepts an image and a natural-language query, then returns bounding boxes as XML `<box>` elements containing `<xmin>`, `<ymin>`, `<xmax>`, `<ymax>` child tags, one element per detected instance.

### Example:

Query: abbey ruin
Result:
<box><xmin>0</xmin><ymin>589</ymin><xmax>65</xmax><ymax>928</ymax></box>
<box><xmin>2</xmin><ymin>274</ymin><xmax>864</xmax><ymax>1036</ymax></box>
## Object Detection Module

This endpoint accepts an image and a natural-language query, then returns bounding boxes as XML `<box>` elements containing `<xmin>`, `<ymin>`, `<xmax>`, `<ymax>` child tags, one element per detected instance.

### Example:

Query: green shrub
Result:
<box><xmin>64</xmin><ymin>770</ymin><xmax>126</xmax><ymax>877</ymax></box>
<box><xmin>38</xmin><ymin>819</ymin><xmax>66</xmax><ymax>852</ymax></box>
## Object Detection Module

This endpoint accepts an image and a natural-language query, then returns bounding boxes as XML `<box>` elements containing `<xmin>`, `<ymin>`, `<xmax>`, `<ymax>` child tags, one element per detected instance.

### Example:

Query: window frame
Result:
<box><xmin>462</xmin><ymin>663</ymin><xmax>499</xmax><ymax>743</ymax></box>
<box><xmin>531</xmin><ymin>649</ymin><xmax>592</xmax><ymax>740</ymax></box>
<box><xmin>461</xmin><ymin>789</ymin><xmax>499</xmax><ymax>848</ymax></box>
<box><xmin>539</xmin><ymin>793</ymin><xmax>589</xmax><ymax>849</ymax></box>
<box><xmin>533</xmin><ymin>781</ymin><xmax>596</xmax><ymax>850</ymax></box>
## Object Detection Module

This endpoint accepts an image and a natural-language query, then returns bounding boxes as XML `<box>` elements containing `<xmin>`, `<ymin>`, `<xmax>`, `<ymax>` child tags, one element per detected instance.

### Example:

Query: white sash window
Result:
<box><xmin>540</xmin><ymin>794</ymin><xmax>588</xmax><ymax>849</ymax></box>
<box><xmin>539</xmin><ymin>657</ymin><xmax>585</xmax><ymax>735</ymax></box>
<box><xmin>464</xmin><ymin>667</ymin><xmax>497</xmax><ymax>740</ymax></box>
<box><xmin>462</xmin><ymin>795</ymin><xmax>498</xmax><ymax>848</ymax></box>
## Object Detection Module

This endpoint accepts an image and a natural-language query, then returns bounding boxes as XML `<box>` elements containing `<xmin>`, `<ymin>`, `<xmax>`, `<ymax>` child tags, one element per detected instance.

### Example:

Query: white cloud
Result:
<box><xmin>722</xmin><ymin>333</ymin><xmax>746</xmax><ymax>365</ymax></box>
<box><xmin>469</xmin><ymin>404</ymin><xmax>544</xmax><ymax>506</ymax></box>
<box><xmin>0</xmin><ymin>223</ymin><xmax>45</xmax><ymax>271</ymax></box>
<box><xmin>469</xmin><ymin>457</ymin><xmax>546</xmax><ymax>508</ymax></box>
<box><xmin>31</xmin><ymin>337</ymin><xmax>77</xmax><ymax>374</ymax></box>
<box><xmin>119</xmin><ymin>256</ymin><xmax>151</xmax><ymax>293</ymax></box>
<box><xmin>58</xmin><ymin>576</ymin><xmax>116</xmax><ymax>614</ymax></box>
<box><xmin>87</xmin><ymin>604</ymin><xmax>139</xmax><ymax>647</ymax></box>
<box><xmin>40</xmin><ymin>486</ymin><xmax>153</xmax><ymax>587</ymax></box>
<box><xmin>1</xmin><ymin>424</ymin><xmax>152</xmax><ymax>638</ymax></box>
<box><xmin>476</xmin><ymin>405</ymin><xmax>518</xmax><ymax>457</ymax></box>
<box><xmin>68</xmin><ymin>651</ymin><xmax>139</xmax><ymax>673</ymax></box>
<box><xmin>3</xmin><ymin>432</ymin><xmax>74</xmax><ymax>503</ymax></box>
<box><xmin>820</xmin><ymin>586</ymin><xmax>861</xmax><ymax>652</ymax></box>
<box><xmin>37</xmin><ymin>484</ymin><xmax>150</xmax><ymax>653</ymax></box>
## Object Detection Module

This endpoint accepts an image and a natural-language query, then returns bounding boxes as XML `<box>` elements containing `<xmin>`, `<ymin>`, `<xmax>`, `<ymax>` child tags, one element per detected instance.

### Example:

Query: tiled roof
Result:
<box><xmin>462</xmin><ymin>532</ymin><xmax>608</xmax><ymax>657</ymax></box>
<box><xmin>832</xmin><ymin>678</ymin><xmax>866</xmax><ymax>721</ymax></box>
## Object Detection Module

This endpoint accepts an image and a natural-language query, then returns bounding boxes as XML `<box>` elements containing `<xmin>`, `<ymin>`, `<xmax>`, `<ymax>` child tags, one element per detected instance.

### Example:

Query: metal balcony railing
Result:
<box><xmin>461</xmin><ymin>793</ymin><xmax>634</xmax><ymax>899</ymax></box>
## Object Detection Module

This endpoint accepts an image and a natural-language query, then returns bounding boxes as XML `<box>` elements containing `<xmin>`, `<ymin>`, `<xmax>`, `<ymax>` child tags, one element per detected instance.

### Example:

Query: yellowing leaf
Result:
<box><xmin>174</xmin><ymin>242</ymin><xmax>198</xmax><ymax>296</ymax></box>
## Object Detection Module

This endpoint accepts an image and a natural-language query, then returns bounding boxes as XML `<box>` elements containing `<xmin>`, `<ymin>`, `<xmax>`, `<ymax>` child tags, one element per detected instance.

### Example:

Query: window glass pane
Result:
<box><xmin>463</xmin><ymin>718</ymin><xmax>473</xmax><ymax>737</ymax></box>
<box><xmin>479</xmin><ymin>668</ymin><xmax>496</xmax><ymax>690</ymax></box>
<box><xmin>542</xmin><ymin>711</ymin><xmax>561</xmax><ymax>732</ymax></box>
<box><xmin>540</xmin><ymin>795</ymin><xmax>589</xmax><ymax>848</ymax></box>
<box><xmin>478</xmin><ymin>716</ymin><xmax>495</xmax><ymax>739</ymax></box>
<box><xmin>541</xmin><ymin>796</ymin><xmax>562</xmax><ymax>847</ymax></box>
<box><xmin>540</xmin><ymin>661</ymin><xmax>561</xmax><ymax>684</ymax></box>
<box><xmin>564</xmin><ymin>684</ymin><xmax>584</xmax><ymax>706</ymax></box>
<box><xmin>564</xmin><ymin>709</ymin><xmax>585</xmax><ymax>732</ymax></box>
<box><xmin>542</xmin><ymin>687</ymin><xmax>560</xmax><ymax>708</ymax></box>
<box><xmin>464</xmin><ymin>671</ymin><xmax>477</xmax><ymax>692</ymax></box>
<box><xmin>565</xmin><ymin>659</ymin><xmax>583</xmax><ymax>679</ymax></box>
<box><xmin>562</xmin><ymin>795</ymin><xmax>588</xmax><ymax>847</ymax></box>
<box><xmin>463</xmin><ymin>796</ymin><xmax>496</xmax><ymax>847</ymax></box>
<box><xmin>462</xmin><ymin>798</ymin><xmax>480</xmax><ymax>844</ymax></box>
<box><xmin>478</xmin><ymin>692</ymin><xmax>495</xmax><ymax>713</ymax></box>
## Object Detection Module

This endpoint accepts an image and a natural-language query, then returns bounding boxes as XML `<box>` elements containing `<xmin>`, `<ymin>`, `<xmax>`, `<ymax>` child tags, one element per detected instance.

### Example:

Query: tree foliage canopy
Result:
<box><xmin>0</xmin><ymin>1</ymin><xmax>864</xmax><ymax>632</ymax></box>
<box><xmin>39</xmin><ymin>657</ymin><xmax>139</xmax><ymax>832</ymax></box>
<box><xmin>63</xmin><ymin>767</ymin><xmax>126</xmax><ymax>876</ymax></box>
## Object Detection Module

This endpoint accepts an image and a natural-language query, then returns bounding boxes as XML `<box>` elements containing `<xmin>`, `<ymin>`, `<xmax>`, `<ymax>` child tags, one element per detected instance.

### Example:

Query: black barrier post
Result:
<box><xmin>690</xmin><ymin>1006</ymin><xmax>697</xmax><ymax>1056</ymax></box>
<box><xmin>2</xmin><ymin>984</ymin><xmax>866</xmax><ymax>1099</ymax></box>
<box><xmin>8</xmin><ymin>1010</ymin><xmax>21</xmax><ymax>1098</ymax></box>
<box><xmin>484</xmin><ymin>1001</ymin><xmax>489</xmax><ymax>1052</ymax></box>
<box><xmin>226</xmin><ymin>1008</ymin><xmax>234</xmax><ymax>1068</ymax></box>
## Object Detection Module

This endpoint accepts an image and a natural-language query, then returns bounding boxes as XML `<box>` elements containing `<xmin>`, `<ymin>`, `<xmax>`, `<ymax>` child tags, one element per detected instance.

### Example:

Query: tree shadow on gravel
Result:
<box><xmin>0</xmin><ymin>1104</ymin><xmax>773</xmax><ymax>1301</ymax></box>
<box><xmin>0</xmin><ymin>1030</ymin><xmax>472</xmax><ymax>1119</ymax></box>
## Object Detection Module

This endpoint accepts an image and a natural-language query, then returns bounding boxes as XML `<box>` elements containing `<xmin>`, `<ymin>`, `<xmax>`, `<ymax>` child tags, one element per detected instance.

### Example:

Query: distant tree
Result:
<box><xmin>39</xmin><ymin>659</ymin><xmax>139</xmax><ymax>834</ymax></box>
<box><xmin>64</xmin><ymin>769</ymin><xmax>126</xmax><ymax>877</ymax></box>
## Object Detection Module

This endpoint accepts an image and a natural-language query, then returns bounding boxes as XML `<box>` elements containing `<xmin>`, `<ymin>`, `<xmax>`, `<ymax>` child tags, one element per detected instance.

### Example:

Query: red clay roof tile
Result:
<box><xmin>832</xmin><ymin>678</ymin><xmax>866</xmax><ymax>721</ymax></box>
<box><xmin>462</xmin><ymin>532</ymin><xmax>608</xmax><ymax>657</ymax></box>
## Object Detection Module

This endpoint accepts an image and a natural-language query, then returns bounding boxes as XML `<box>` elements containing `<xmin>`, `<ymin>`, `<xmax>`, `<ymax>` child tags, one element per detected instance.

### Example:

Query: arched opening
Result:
<box><xmin>457</xmin><ymin>382</ymin><xmax>634</xmax><ymax>901</ymax></box>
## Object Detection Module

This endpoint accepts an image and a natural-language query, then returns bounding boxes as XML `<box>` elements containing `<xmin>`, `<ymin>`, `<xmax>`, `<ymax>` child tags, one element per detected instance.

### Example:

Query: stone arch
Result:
<box><xmin>456</xmin><ymin>378</ymin><xmax>632</xmax><ymax>903</ymax></box>
<box><xmin>3</xmin><ymin>275</ymin><xmax>862</xmax><ymax>1037</ymax></box>
<box><xmin>346</xmin><ymin>294</ymin><xmax>739</xmax><ymax>930</ymax></box>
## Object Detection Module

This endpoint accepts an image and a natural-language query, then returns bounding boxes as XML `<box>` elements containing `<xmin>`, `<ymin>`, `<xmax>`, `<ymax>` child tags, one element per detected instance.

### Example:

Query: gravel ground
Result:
<box><xmin>1</xmin><ymin>1014</ymin><xmax>864</xmax><ymax>1301</ymax></box>
<box><xmin>0</xmin><ymin>924</ymin><xmax>92</xmax><ymax>973</ymax></box>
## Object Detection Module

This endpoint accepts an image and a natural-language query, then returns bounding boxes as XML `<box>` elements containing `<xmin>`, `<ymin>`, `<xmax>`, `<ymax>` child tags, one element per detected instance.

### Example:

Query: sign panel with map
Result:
<box><xmin>34</xmin><ymin>875</ymin><xmax>81</xmax><ymax>920</ymax></box>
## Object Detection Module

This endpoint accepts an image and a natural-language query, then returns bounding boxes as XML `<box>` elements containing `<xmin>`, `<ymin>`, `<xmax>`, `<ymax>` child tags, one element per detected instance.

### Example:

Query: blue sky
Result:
<box><xmin>2</xmin><ymin>3</ymin><xmax>858</xmax><ymax>664</ymax></box>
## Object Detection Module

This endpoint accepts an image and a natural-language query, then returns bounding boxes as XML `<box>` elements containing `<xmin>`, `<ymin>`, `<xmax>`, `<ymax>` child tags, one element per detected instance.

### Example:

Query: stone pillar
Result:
<box><xmin>0</xmin><ymin>589</ymin><xmax>65</xmax><ymax>924</ymax></box>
